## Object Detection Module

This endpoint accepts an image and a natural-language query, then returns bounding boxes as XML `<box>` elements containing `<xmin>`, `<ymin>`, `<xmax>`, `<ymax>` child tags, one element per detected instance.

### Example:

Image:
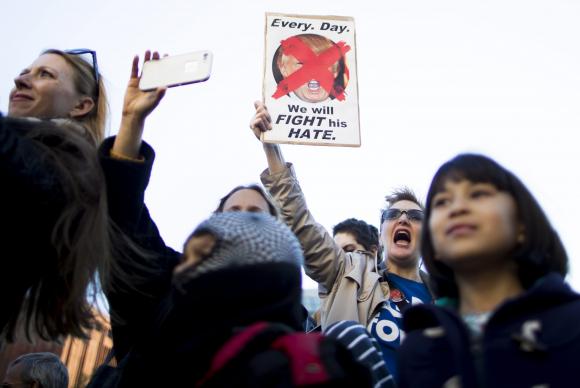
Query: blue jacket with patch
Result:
<box><xmin>398</xmin><ymin>273</ymin><xmax>580</xmax><ymax>388</ymax></box>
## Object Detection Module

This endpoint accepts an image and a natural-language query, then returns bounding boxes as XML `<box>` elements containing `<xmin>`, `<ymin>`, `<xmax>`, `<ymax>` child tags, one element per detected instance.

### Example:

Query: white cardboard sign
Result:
<box><xmin>262</xmin><ymin>13</ymin><xmax>360</xmax><ymax>147</ymax></box>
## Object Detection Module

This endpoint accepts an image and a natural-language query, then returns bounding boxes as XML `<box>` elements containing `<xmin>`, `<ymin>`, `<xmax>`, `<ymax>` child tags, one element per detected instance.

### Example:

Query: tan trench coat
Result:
<box><xmin>261</xmin><ymin>163</ymin><xmax>390</xmax><ymax>330</ymax></box>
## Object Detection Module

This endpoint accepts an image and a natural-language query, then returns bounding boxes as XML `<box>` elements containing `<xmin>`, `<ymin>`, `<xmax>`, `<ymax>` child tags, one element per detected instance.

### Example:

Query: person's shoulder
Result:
<box><xmin>402</xmin><ymin>301</ymin><xmax>460</xmax><ymax>332</ymax></box>
<box><xmin>509</xmin><ymin>273</ymin><xmax>580</xmax><ymax>315</ymax></box>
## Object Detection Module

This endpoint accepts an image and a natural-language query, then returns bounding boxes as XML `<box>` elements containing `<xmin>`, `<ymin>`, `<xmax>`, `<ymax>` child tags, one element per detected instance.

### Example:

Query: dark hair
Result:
<box><xmin>422</xmin><ymin>153</ymin><xmax>568</xmax><ymax>298</ymax></box>
<box><xmin>214</xmin><ymin>184</ymin><xmax>280</xmax><ymax>219</ymax></box>
<box><xmin>2</xmin><ymin>116</ymin><xmax>114</xmax><ymax>343</ymax></box>
<box><xmin>333</xmin><ymin>218</ymin><xmax>379</xmax><ymax>252</ymax></box>
<box><xmin>7</xmin><ymin>352</ymin><xmax>68</xmax><ymax>388</ymax></box>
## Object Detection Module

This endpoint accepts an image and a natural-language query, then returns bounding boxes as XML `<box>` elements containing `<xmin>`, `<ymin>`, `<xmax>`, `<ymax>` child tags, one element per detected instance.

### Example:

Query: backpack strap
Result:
<box><xmin>197</xmin><ymin>322</ymin><xmax>336</xmax><ymax>387</ymax></box>
<box><xmin>208</xmin><ymin>322</ymin><xmax>270</xmax><ymax>373</ymax></box>
<box><xmin>271</xmin><ymin>333</ymin><xmax>330</xmax><ymax>386</ymax></box>
<box><xmin>196</xmin><ymin>322</ymin><xmax>291</xmax><ymax>386</ymax></box>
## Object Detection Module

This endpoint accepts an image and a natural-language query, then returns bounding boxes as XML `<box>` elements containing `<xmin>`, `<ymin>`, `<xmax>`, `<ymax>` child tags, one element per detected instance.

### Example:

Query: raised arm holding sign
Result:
<box><xmin>250</xmin><ymin>101</ymin><xmax>432</xmax><ymax>383</ymax></box>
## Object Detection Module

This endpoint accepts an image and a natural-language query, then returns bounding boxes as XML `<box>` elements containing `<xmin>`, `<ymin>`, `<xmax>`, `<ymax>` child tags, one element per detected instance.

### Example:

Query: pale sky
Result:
<box><xmin>2</xmin><ymin>0</ymin><xmax>579</xmax><ymax>291</ymax></box>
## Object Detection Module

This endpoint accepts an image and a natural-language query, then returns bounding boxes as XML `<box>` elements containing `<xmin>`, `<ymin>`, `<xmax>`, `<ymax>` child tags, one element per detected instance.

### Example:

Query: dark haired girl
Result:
<box><xmin>398</xmin><ymin>153</ymin><xmax>577</xmax><ymax>388</ymax></box>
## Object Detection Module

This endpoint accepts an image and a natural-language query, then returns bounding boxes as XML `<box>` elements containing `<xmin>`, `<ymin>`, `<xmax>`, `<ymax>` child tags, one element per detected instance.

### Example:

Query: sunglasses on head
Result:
<box><xmin>381</xmin><ymin>208</ymin><xmax>424</xmax><ymax>224</ymax></box>
<box><xmin>65</xmin><ymin>48</ymin><xmax>99</xmax><ymax>97</ymax></box>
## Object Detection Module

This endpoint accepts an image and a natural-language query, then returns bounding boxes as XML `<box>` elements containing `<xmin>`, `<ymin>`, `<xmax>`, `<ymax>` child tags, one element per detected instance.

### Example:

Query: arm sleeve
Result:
<box><xmin>260</xmin><ymin>162</ymin><xmax>346</xmax><ymax>293</ymax></box>
<box><xmin>99</xmin><ymin>136</ymin><xmax>181</xmax><ymax>359</ymax></box>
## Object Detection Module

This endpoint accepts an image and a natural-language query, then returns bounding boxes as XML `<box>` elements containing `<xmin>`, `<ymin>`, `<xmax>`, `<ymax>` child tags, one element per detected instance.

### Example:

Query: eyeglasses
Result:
<box><xmin>381</xmin><ymin>208</ymin><xmax>424</xmax><ymax>224</ymax></box>
<box><xmin>65</xmin><ymin>48</ymin><xmax>99</xmax><ymax>97</ymax></box>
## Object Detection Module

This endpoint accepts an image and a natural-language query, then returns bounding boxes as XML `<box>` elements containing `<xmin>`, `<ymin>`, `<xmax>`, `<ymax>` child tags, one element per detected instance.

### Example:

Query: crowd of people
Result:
<box><xmin>1</xmin><ymin>47</ymin><xmax>579</xmax><ymax>388</ymax></box>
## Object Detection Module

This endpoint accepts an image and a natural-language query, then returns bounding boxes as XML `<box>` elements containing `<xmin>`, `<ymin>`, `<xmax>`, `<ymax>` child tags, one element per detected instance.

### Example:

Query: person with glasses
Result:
<box><xmin>367</xmin><ymin>188</ymin><xmax>432</xmax><ymax>381</ymax></box>
<box><xmin>8</xmin><ymin>49</ymin><xmax>106</xmax><ymax>143</ymax></box>
<box><xmin>1</xmin><ymin>49</ymin><xmax>115</xmax><ymax>345</ymax></box>
<box><xmin>250</xmin><ymin>101</ymin><xmax>432</xmax><ymax>380</ymax></box>
<box><xmin>2</xmin><ymin>352</ymin><xmax>68</xmax><ymax>388</ymax></box>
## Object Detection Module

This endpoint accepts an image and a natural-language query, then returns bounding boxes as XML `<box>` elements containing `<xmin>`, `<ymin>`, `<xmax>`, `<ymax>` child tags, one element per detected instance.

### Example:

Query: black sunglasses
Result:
<box><xmin>381</xmin><ymin>208</ymin><xmax>424</xmax><ymax>224</ymax></box>
<box><xmin>65</xmin><ymin>48</ymin><xmax>99</xmax><ymax>97</ymax></box>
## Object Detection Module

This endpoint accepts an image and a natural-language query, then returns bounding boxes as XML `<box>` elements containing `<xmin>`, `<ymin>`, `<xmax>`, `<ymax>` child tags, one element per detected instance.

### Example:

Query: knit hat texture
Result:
<box><xmin>179</xmin><ymin>211</ymin><xmax>303</xmax><ymax>281</ymax></box>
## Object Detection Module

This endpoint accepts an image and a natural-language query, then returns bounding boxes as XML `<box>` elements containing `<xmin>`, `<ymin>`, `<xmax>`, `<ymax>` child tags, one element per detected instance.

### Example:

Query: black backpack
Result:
<box><xmin>196</xmin><ymin>321</ymin><xmax>373</xmax><ymax>388</ymax></box>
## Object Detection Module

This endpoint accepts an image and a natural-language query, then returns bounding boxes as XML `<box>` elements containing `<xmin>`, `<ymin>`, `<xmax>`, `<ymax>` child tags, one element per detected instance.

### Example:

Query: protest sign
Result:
<box><xmin>262</xmin><ymin>13</ymin><xmax>360</xmax><ymax>147</ymax></box>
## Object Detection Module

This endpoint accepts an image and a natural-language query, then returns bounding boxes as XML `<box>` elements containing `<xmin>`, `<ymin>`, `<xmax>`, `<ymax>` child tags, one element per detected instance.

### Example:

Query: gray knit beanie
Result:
<box><xmin>178</xmin><ymin>211</ymin><xmax>303</xmax><ymax>281</ymax></box>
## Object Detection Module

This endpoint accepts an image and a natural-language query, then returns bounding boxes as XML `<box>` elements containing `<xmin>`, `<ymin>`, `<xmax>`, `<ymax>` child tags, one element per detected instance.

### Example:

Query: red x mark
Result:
<box><xmin>272</xmin><ymin>36</ymin><xmax>350</xmax><ymax>101</ymax></box>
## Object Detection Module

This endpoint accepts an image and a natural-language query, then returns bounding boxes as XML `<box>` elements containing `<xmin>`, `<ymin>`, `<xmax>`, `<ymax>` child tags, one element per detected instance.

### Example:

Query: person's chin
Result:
<box><xmin>6</xmin><ymin>107</ymin><xmax>27</xmax><ymax>117</ymax></box>
<box><xmin>295</xmin><ymin>89</ymin><xmax>329</xmax><ymax>103</ymax></box>
<box><xmin>8</xmin><ymin>101</ymin><xmax>38</xmax><ymax>117</ymax></box>
<box><xmin>307</xmin><ymin>92</ymin><xmax>328</xmax><ymax>103</ymax></box>
<box><xmin>389</xmin><ymin>248</ymin><xmax>419</xmax><ymax>263</ymax></box>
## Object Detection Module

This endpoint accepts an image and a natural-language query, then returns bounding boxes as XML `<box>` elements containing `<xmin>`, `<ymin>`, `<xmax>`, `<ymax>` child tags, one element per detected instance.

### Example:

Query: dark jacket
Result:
<box><xmin>398</xmin><ymin>273</ymin><xmax>580</xmax><ymax>388</ymax></box>
<box><xmin>98</xmin><ymin>137</ymin><xmax>181</xmax><ymax>360</ymax></box>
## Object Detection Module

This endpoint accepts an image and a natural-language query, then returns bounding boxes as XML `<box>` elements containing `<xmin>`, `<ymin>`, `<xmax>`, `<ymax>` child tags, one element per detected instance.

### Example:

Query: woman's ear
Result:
<box><xmin>69</xmin><ymin>96</ymin><xmax>95</xmax><ymax>118</ymax></box>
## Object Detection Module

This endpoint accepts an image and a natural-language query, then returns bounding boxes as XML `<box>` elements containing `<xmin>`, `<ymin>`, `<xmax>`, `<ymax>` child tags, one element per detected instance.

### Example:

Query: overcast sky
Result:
<box><xmin>2</xmin><ymin>0</ymin><xmax>579</xmax><ymax>290</ymax></box>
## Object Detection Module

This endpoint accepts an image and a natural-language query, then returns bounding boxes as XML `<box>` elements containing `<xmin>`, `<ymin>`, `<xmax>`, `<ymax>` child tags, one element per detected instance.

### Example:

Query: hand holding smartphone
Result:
<box><xmin>139</xmin><ymin>50</ymin><xmax>213</xmax><ymax>91</ymax></box>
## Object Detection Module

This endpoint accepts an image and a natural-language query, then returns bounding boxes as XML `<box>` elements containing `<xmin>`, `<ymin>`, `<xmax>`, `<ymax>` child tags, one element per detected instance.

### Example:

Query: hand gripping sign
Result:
<box><xmin>263</xmin><ymin>13</ymin><xmax>360</xmax><ymax>147</ymax></box>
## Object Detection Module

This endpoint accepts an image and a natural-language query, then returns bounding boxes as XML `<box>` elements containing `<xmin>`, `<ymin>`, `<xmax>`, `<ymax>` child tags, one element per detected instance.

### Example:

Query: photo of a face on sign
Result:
<box><xmin>272</xmin><ymin>34</ymin><xmax>350</xmax><ymax>104</ymax></box>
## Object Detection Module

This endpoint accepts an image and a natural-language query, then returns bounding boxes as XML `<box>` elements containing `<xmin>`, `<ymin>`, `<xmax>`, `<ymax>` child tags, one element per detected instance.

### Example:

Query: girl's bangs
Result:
<box><xmin>429</xmin><ymin>154</ymin><xmax>512</xmax><ymax>198</ymax></box>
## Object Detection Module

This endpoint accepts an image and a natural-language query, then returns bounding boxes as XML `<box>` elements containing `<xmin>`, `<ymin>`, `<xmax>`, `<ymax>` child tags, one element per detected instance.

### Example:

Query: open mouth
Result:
<box><xmin>393</xmin><ymin>230</ymin><xmax>411</xmax><ymax>246</ymax></box>
<box><xmin>307</xmin><ymin>80</ymin><xmax>320</xmax><ymax>91</ymax></box>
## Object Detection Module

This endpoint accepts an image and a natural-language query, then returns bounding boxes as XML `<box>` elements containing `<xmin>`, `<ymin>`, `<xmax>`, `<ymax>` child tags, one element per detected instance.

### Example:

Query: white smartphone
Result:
<box><xmin>139</xmin><ymin>50</ymin><xmax>213</xmax><ymax>91</ymax></box>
